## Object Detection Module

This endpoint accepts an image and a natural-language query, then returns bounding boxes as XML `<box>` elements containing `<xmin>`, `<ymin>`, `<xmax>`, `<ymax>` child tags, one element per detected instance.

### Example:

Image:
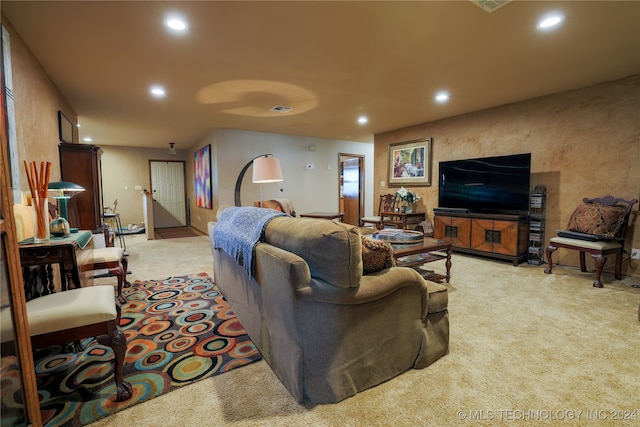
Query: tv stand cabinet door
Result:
<box><xmin>471</xmin><ymin>219</ymin><xmax>494</xmax><ymax>253</ymax></box>
<box><xmin>471</xmin><ymin>219</ymin><xmax>520</xmax><ymax>256</ymax></box>
<box><xmin>434</xmin><ymin>215</ymin><xmax>471</xmax><ymax>248</ymax></box>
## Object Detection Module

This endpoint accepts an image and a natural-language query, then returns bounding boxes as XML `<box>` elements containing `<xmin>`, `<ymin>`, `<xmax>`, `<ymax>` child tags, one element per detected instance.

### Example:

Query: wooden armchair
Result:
<box><xmin>360</xmin><ymin>193</ymin><xmax>402</xmax><ymax>230</ymax></box>
<box><xmin>1</xmin><ymin>286</ymin><xmax>132</xmax><ymax>402</ymax></box>
<box><xmin>544</xmin><ymin>196</ymin><xmax>638</xmax><ymax>287</ymax></box>
<box><xmin>81</xmin><ymin>224</ymin><xmax>130</xmax><ymax>304</ymax></box>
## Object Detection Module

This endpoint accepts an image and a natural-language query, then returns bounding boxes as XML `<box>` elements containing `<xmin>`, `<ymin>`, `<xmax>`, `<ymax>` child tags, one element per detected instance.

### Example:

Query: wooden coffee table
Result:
<box><xmin>373</xmin><ymin>231</ymin><xmax>452</xmax><ymax>283</ymax></box>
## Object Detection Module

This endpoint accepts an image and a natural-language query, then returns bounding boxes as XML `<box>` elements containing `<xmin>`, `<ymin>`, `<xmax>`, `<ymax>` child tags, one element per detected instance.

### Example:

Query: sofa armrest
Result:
<box><xmin>296</xmin><ymin>267</ymin><xmax>429</xmax><ymax>320</ymax></box>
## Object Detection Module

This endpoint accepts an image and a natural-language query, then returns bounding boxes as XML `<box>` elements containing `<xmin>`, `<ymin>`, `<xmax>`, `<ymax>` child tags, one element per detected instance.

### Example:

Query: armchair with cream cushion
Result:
<box><xmin>0</xmin><ymin>286</ymin><xmax>132</xmax><ymax>401</ymax></box>
<box><xmin>545</xmin><ymin>196</ymin><xmax>638</xmax><ymax>287</ymax></box>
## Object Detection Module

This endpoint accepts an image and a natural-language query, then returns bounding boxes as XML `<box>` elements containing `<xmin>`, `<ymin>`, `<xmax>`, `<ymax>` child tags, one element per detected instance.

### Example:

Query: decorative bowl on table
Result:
<box><xmin>372</xmin><ymin>229</ymin><xmax>423</xmax><ymax>244</ymax></box>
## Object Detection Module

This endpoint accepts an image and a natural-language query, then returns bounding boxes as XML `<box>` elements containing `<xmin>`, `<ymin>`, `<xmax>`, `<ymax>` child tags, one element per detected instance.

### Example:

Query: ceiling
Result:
<box><xmin>3</xmin><ymin>1</ymin><xmax>639</xmax><ymax>149</ymax></box>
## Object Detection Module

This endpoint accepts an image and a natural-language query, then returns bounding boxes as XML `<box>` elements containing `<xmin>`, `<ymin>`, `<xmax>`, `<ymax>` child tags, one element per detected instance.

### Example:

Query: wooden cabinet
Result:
<box><xmin>59</xmin><ymin>143</ymin><xmax>103</xmax><ymax>233</ymax></box>
<box><xmin>434</xmin><ymin>211</ymin><xmax>528</xmax><ymax>265</ymax></box>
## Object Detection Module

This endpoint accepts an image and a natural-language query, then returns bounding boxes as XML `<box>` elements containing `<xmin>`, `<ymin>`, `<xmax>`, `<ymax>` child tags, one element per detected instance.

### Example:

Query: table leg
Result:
<box><xmin>445</xmin><ymin>248</ymin><xmax>452</xmax><ymax>283</ymax></box>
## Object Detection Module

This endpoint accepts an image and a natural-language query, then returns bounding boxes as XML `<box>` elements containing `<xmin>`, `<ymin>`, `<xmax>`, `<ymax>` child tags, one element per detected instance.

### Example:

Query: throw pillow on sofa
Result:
<box><xmin>566</xmin><ymin>203</ymin><xmax>626</xmax><ymax>237</ymax></box>
<box><xmin>361</xmin><ymin>235</ymin><xmax>395</xmax><ymax>273</ymax></box>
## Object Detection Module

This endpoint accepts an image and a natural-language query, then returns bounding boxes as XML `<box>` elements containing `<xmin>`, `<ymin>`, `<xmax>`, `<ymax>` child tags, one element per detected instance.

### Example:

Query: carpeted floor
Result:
<box><xmin>2</xmin><ymin>272</ymin><xmax>261</xmax><ymax>427</ymax></box>
<box><xmin>154</xmin><ymin>227</ymin><xmax>203</xmax><ymax>239</ymax></box>
<box><xmin>86</xmin><ymin>233</ymin><xmax>640</xmax><ymax>426</ymax></box>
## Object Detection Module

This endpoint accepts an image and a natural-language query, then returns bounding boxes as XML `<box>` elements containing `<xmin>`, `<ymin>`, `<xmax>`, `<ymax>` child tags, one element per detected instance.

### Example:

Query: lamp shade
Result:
<box><xmin>47</xmin><ymin>181</ymin><xmax>85</xmax><ymax>198</ymax></box>
<box><xmin>252</xmin><ymin>156</ymin><xmax>283</xmax><ymax>183</ymax></box>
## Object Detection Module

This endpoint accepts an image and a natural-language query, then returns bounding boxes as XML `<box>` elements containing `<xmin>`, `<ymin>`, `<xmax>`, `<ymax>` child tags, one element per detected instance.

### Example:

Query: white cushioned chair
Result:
<box><xmin>0</xmin><ymin>286</ymin><xmax>132</xmax><ymax>402</ymax></box>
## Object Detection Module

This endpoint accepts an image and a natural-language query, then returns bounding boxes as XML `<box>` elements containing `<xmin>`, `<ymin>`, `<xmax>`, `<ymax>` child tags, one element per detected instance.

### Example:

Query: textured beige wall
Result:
<box><xmin>186</xmin><ymin>129</ymin><xmax>375</xmax><ymax>234</ymax></box>
<box><xmin>4</xmin><ymin>15</ymin><xmax>76</xmax><ymax>193</ymax></box>
<box><xmin>375</xmin><ymin>75</ymin><xmax>640</xmax><ymax>277</ymax></box>
<box><xmin>99</xmin><ymin>146</ymin><xmax>189</xmax><ymax>227</ymax></box>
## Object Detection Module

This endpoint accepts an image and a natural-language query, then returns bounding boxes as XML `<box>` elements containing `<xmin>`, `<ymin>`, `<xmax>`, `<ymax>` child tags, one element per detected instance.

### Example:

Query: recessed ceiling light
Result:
<box><xmin>537</xmin><ymin>13</ymin><xmax>565</xmax><ymax>30</ymax></box>
<box><xmin>150</xmin><ymin>85</ymin><xmax>166</xmax><ymax>98</ymax></box>
<box><xmin>357</xmin><ymin>115</ymin><xmax>368</xmax><ymax>125</ymax></box>
<box><xmin>435</xmin><ymin>92</ymin><xmax>449</xmax><ymax>103</ymax></box>
<box><xmin>83</xmin><ymin>137</ymin><xmax>92</xmax><ymax>142</ymax></box>
<box><xmin>165</xmin><ymin>16</ymin><xmax>188</xmax><ymax>32</ymax></box>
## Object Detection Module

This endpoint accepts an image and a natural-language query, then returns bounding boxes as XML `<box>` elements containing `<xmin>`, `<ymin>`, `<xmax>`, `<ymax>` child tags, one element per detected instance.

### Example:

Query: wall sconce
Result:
<box><xmin>234</xmin><ymin>154</ymin><xmax>284</xmax><ymax>207</ymax></box>
<box><xmin>169</xmin><ymin>142</ymin><xmax>176</xmax><ymax>155</ymax></box>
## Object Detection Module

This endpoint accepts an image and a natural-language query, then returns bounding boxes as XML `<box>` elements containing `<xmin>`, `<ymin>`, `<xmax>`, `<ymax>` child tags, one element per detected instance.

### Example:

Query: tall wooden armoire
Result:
<box><xmin>59</xmin><ymin>143</ymin><xmax>104</xmax><ymax>232</ymax></box>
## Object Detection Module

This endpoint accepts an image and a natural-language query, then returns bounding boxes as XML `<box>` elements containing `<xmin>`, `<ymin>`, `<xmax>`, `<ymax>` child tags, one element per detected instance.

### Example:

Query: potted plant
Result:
<box><xmin>395</xmin><ymin>187</ymin><xmax>420</xmax><ymax>213</ymax></box>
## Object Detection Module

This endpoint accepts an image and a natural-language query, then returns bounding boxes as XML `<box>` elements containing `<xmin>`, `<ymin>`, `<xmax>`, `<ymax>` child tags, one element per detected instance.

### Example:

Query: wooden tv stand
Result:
<box><xmin>433</xmin><ymin>210</ymin><xmax>528</xmax><ymax>266</ymax></box>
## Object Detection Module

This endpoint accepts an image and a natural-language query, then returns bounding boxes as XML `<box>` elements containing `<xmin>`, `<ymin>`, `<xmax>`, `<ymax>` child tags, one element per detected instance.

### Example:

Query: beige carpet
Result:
<box><xmin>154</xmin><ymin>226</ymin><xmax>204</xmax><ymax>239</ymax></box>
<box><xmin>91</xmin><ymin>234</ymin><xmax>640</xmax><ymax>426</ymax></box>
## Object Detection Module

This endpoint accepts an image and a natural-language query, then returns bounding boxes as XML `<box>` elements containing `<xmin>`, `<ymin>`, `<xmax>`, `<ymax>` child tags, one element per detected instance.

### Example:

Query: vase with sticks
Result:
<box><xmin>24</xmin><ymin>160</ymin><xmax>52</xmax><ymax>242</ymax></box>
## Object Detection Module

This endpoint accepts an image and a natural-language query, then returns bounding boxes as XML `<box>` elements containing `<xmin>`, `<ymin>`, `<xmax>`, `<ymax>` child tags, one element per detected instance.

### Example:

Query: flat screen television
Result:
<box><xmin>438</xmin><ymin>153</ymin><xmax>531</xmax><ymax>214</ymax></box>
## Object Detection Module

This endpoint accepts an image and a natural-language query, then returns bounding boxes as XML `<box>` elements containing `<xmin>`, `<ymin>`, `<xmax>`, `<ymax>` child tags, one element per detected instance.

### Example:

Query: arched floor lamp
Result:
<box><xmin>234</xmin><ymin>154</ymin><xmax>283</xmax><ymax>207</ymax></box>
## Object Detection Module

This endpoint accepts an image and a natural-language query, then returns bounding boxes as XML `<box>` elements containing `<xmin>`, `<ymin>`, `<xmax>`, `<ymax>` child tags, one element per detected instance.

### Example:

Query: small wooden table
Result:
<box><xmin>18</xmin><ymin>231</ymin><xmax>94</xmax><ymax>298</ymax></box>
<box><xmin>373</xmin><ymin>231</ymin><xmax>452</xmax><ymax>283</ymax></box>
<box><xmin>299</xmin><ymin>212</ymin><xmax>345</xmax><ymax>222</ymax></box>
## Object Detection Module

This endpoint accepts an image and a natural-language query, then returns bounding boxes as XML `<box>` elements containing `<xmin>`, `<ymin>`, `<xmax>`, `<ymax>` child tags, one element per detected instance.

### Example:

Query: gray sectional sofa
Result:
<box><xmin>208</xmin><ymin>213</ymin><xmax>449</xmax><ymax>403</ymax></box>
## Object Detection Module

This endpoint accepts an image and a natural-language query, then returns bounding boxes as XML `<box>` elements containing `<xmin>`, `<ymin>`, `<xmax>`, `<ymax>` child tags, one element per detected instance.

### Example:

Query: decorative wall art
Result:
<box><xmin>58</xmin><ymin>111</ymin><xmax>74</xmax><ymax>143</ymax></box>
<box><xmin>194</xmin><ymin>144</ymin><xmax>212</xmax><ymax>209</ymax></box>
<box><xmin>388</xmin><ymin>138</ymin><xmax>432</xmax><ymax>187</ymax></box>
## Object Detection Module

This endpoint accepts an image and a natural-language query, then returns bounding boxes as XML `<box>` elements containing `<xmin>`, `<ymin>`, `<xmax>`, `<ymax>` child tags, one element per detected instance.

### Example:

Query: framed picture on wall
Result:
<box><xmin>194</xmin><ymin>144</ymin><xmax>212</xmax><ymax>209</ymax></box>
<box><xmin>388</xmin><ymin>138</ymin><xmax>432</xmax><ymax>187</ymax></box>
<box><xmin>58</xmin><ymin>111</ymin><xmax>74</xmax><ymax>143</ymax></box>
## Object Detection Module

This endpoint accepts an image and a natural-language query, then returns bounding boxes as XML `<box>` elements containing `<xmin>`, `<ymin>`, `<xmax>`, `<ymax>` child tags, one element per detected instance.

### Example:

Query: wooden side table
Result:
<box><xmin>299</xmin><ymin>212</ymin><xmax>345</xmax><ymax>222</ymax></box>
<box><xmin>18</xmin><ymin>231</ymin><xmax>93</xmax><ymax>299</ymax></box>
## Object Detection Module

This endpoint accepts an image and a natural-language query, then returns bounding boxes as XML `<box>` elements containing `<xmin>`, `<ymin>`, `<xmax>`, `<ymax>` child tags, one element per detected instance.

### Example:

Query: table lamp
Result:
<box><xmin>47</xmin><ymin>181</ymin><xmax>85</xmax><ymax>235</ymax></box>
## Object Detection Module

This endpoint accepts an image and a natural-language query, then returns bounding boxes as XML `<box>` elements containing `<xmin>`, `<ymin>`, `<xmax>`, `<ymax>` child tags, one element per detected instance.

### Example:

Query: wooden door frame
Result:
<box><xmin>338</xmin><ymin>153</ymin><xmax>365</xmax><ymax>225</ymax></box>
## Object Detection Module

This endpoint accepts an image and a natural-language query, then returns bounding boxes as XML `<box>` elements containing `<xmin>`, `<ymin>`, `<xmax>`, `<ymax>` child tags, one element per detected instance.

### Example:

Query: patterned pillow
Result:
<box><xmin>567</xmin><ymin>203</ymin><xmax>626</xmax><ymax>237</ymax></box>
<box><xmin>361</xmin><ymin>235</ymin><xmax>396</xmax><ymax>273</ymax></box>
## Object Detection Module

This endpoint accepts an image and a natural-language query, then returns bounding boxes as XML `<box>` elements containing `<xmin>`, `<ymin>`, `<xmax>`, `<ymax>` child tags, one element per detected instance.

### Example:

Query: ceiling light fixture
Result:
<box><xmin>169</xmin><ymin>142</ymin><xmax>176</xmax><ymax>155</ymax></box>
<box><xmin>270</xmin><ymin>105</ymin><xmax>293</xmax><ymax>113</ymax></box>
<box><xmin>150</xmin><ymin>85</ymin><xmax>166</xmax><ymax>98</ymax></box>
<box><xmin>435</xmin><ymin>91</ymin><xmax>450</xmax><ymax>103</ymax></box>
<box><xmin>166</xmin><ymin>18</ymin><xmax>187</xmax><ymax>31</ymax></box>
<box><xmin>83</xmin><ymin>137</ymin><xmax>93</xmax><ymax>142</ymax></box>
<box><xmin>537</xmin><ymin>13</ymin><xmax>565</xmax><ymax>30</ymax></box>
<box><xmin>357</xmin><ymin>116</ymin><xmax>368</xmax><ymax>125</ymax></box>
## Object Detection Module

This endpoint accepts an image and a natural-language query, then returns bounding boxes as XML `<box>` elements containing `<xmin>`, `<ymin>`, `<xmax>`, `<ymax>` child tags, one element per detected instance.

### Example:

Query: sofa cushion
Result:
<box><xmin>264</xmin><ymin>217</ymin><xmax>362</xmax><ymax>288</ymax></box>
<box><xmin>361</xmin><ymin>235</ymin><xmax>395</xmax><ymax>274</ymax></box>
<box><xmin>567</xmin><ymin>203</ymin><xmax>626</xmax><ymax>237</ymax></box>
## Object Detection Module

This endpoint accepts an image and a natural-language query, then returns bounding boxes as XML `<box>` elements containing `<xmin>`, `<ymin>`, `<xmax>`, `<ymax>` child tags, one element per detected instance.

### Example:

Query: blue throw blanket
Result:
<box><xmin>214</xmin><ymin>206</ymin><xmax>287</xmax><ymax>279</ymax></box>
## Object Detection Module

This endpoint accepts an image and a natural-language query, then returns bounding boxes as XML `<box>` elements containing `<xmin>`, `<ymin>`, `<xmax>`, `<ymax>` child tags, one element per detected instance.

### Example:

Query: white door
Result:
<box><xmin>150</xmin><ymin>161</ymin><xmax>186</xmax><ymax>228</ymax></box>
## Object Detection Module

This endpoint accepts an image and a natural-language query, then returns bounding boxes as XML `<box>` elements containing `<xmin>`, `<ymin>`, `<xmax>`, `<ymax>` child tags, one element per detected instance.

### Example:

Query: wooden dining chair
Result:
<box><xmin>0</xmin><ymin>286</ymin><xmax>133</xmax><ymax>402</ymax></box>
<box><xmin>80</xmin><ymin>224</ymin><xmax>130</xmax><ymax>304</ymax></box>
<box><xmin>359</xmin><ymin>193</ymin><xmax>402</xmax><ymax>230</ymax></box>
<box><xmin>544</xmin><ymin>196</ymin><xmax>638</xmax><ymax>287</ymax></box>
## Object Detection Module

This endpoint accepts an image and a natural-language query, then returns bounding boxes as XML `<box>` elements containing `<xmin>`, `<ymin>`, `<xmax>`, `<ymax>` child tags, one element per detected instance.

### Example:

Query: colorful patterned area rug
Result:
<box><xmin>3</xmin><ymin>273</ymin><xmax>261</xmax><ymax>427</ymax></box>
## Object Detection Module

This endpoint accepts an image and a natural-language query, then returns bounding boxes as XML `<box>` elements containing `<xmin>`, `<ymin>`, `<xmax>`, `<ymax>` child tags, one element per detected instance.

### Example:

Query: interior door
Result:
<box><xmin>339</xmin><ymin>154</ymin><xmax>364</xmax><ymax>226</ymax></box>
<box><xmin>150</xmin><ymin>160</ymin><xmax>187</xmax><ymax>228</ymax></box>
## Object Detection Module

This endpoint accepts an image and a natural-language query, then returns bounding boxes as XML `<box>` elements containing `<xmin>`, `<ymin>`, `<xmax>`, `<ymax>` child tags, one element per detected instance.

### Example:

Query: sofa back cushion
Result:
<box><xmin>264</xmin><ymin>217</ymin><xmax>362</xmax><ymax>288</ymax></box>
